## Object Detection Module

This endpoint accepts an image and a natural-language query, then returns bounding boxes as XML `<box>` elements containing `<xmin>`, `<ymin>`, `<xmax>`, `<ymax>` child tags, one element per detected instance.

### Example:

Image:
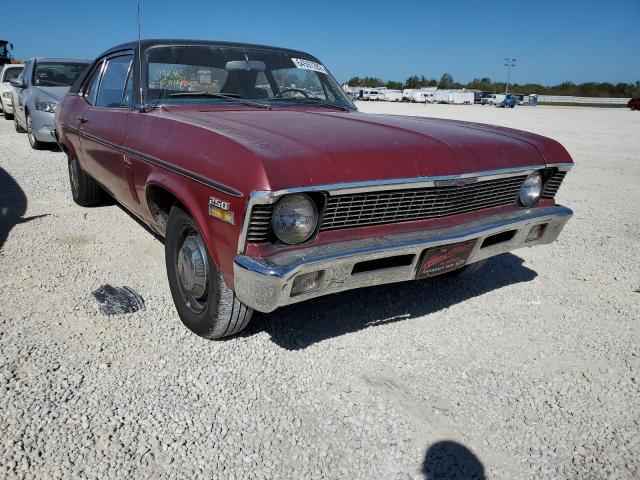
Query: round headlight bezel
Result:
<box><xmin>518</xmin><ymin>171</ymin><xmax>543</xmax><ymax>207</ymax></box>
<box><xmin>271</xmin><ymin>193</ymin><xmax>319</xmax><ymax>245</ymax></box>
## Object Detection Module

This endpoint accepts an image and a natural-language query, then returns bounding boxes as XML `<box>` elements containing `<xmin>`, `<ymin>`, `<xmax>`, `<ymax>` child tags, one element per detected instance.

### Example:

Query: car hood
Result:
<box><xmin>34</xmin><ymin>86</ymin><xmax>70</xmax><ymax>102</ymax></box>
<box><xmin>163</xmin><ymin>107</ymin><xmax>572</xmax><ymax>191</ymax></box>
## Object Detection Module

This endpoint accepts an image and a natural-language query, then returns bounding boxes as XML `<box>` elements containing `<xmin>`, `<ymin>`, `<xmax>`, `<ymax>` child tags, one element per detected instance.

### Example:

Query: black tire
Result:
<box><xmin>165</xmin><ymin>206</ymin><xmax>253</xmax><ymax>339</ymax></box>
<box><xmin>446</xmin><ymin>259</ymin><xmax>488</xmax><ymax>278</ymax></box>
<box><xmin>67</xmin><ymin>156</ymin><xmax>103</xmax><ymax>206</ymax></box>
<box><xmin>26</xmin><ymin>113</ymin><xmax>45</xmax><ymax>150</ymax></box>
<box><xmin>14</xmin><ymin>113</ymin><xmax>25</xmax><ymax>133</ymax></box>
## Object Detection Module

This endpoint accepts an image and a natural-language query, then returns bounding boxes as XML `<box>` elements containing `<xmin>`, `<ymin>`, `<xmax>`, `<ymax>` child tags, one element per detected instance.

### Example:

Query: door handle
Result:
<box><xmin>77</xmin><ymin>116</ymin><xmax>88</xmax><ymax>123</ymax></box>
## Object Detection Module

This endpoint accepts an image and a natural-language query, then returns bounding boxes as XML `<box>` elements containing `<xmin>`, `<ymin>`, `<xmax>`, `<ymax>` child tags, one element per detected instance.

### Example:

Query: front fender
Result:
<box><xmin>144</xmin><ymin>172</ymin><xmax>243</xmax><ymax>289</ymax></box>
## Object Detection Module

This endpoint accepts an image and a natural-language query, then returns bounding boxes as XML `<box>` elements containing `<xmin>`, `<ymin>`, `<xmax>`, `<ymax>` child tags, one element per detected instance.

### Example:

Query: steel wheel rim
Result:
<box><xmin>175</xmin><ymin>225</ymin><xmax>209</xmax><ymax>314</ymax></box>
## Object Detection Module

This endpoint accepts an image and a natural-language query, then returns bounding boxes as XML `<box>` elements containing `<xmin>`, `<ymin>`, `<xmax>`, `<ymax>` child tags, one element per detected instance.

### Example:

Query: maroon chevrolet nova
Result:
<box><xmin>56</xmin><ymin>40</ymin><xmax>573</xmax><ymax>339</ymax></box>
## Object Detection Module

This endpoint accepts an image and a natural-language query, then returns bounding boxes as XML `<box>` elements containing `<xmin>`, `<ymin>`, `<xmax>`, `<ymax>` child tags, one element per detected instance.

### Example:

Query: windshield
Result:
<box><xmin>34</xmin><ymin>62</ymin><xmax>88</xmax><ymax>87</ymax></box>
<box><xmin>2</xmin><ymin>66</ymin><xmax>23</xmax><ymax>82</ymax></box>
<box><xmin>145</xmin><ymin>45</ymin><xmax>353</xmax><ymax>109</ymax></box>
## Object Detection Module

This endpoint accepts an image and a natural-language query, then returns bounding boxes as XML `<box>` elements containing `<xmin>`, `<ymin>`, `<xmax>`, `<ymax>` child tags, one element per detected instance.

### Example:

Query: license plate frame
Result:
<box><xmin>416</xmin><ymin>239</ymin><xmax>477</xmax><ymax>279</ymax></box>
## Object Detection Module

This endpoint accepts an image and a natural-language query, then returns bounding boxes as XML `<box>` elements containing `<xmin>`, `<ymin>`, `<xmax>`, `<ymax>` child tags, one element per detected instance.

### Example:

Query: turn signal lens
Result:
<box><xmin>209</xmin><ymin>205</ymin><xmax>235</xmax><ymax>224</ymax></box>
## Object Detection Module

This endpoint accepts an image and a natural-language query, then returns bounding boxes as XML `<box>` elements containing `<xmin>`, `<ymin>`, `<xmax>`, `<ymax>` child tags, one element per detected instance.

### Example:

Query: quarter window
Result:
<box><xmin>85</xmin><ymin>61</ymin><xmax>103</xmax><ymax>106</ymax></box>
<box><xmin>95</xmin><ymin>55</ymin><xmax>133</xmax><ymax>108</ymax></box>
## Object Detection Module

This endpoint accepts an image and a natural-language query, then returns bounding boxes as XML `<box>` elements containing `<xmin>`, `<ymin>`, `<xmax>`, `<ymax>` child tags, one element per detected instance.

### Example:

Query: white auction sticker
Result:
<box><xmin>291</xmin><ymin>58</ymin><xmax>328</xmax><ymax>74</ymax></box>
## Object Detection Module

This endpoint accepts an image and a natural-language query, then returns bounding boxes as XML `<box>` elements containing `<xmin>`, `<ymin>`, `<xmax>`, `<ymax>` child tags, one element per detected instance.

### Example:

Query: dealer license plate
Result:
<box><xmin>416</xmin><ymin>240</ymin><xmax>477</xmax><ymax>279</ymax></box>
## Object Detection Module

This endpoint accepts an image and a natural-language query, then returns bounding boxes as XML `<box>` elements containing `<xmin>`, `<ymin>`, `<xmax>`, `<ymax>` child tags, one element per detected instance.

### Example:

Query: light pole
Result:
<box><xmin>504</xmin><ymin>58</ymin><xmax>516</xmax><ymax>94</ymax></box>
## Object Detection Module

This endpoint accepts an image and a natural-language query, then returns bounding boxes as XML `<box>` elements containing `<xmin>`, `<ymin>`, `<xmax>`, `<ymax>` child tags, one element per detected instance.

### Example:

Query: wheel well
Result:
<box><xmin>146</xmin><ymin>185</ymin><xmax>184</xmax><ymax>235</ymax></box>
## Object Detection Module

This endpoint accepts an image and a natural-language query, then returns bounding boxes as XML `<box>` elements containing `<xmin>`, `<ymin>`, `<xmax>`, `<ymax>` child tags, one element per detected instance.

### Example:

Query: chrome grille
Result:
<box><xmin>320</xmin><ymin>175</ymin><xmax>527</xmax><ymax>231</ymax></box>
<box><xmin>246</xmin><ymin>204</ymin><xmax>274</xmax><ymax>243</ymax></box>
<box><xmin>541</xmin><ymin>171</ymin><xmax>566</xmax><ymax>198</ymax></box>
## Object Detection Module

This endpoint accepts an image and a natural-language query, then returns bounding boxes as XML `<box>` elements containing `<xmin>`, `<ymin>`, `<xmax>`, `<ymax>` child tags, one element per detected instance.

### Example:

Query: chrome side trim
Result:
<box><xmin>233</xmin><ymin>205</ymin><xmax>573</xmax><ymax>312</ymax></box>
<box><xmin>236</xmin><ymin>165</ymin><xmax>547</xmax><ymax>253</ymax></box>
<box><xmin>57</xmin><ymin>122</ymin><xmax>243</xmax><ymax>197</ymax></box>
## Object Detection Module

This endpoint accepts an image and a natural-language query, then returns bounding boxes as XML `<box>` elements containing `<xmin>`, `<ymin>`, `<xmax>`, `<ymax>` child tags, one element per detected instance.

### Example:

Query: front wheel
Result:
<box><xmin>14</xmin><ymin>113</ymin><xmax>25</xmax><ymax>132</ymax></box>
<box><xmin>26</xmin><ymin>114</ymin><xmax>45</xmax><ymax>150</ymax></box>
<box><xmin>165</xmin><ymin>206</ymin><xmax>253</xmax><ymax>339</ymax></box>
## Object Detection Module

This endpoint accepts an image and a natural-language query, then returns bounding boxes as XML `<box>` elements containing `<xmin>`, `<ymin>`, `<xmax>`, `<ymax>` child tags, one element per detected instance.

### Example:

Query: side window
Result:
<box><xmin>95</xmin><ymin>55</ymin><xmax>133</xmax><ymax>108</ymax></box>
<box><xmin>122</xmin><ymin>67</ymin><xmax>134</xmax><ymax>107</ymax></box>
<box><xmin>85</xmin><ymin>61</ymin><xmax>103</xmax><ymax>106</ymax></box>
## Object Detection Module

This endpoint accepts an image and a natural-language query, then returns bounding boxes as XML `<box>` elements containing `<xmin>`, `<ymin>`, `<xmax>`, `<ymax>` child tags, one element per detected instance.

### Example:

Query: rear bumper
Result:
<box><xmin>233</xmin><ymin>205</ymin><xmax>573</xmax><ymax>313</ymax></box>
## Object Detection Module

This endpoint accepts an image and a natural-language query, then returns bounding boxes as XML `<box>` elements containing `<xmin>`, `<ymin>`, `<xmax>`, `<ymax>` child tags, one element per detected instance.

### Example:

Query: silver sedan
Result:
<box><xmin>11</xmin><ymin>57</ymin><xmax>89</xmax><ymax>149</ymax></box>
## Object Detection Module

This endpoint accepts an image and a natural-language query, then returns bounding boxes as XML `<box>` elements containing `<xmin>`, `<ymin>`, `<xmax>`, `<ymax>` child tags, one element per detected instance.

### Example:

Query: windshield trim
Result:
<box><xmin>142</xmin><ymin>43</ymin><xmax>355</xmax><ymax>112</ymax></box>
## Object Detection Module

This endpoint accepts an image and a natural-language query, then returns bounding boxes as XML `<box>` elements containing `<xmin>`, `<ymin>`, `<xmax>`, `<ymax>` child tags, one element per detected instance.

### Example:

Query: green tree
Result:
<box><xmin>439</xmin><ymin>73</ymin><xmax>454</xmax><ymax>89</ymax></box>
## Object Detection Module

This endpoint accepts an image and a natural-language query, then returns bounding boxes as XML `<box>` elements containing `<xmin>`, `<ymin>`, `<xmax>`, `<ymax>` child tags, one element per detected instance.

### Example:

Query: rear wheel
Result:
<box><xmin>67</xmin><ymin>156</ymin><xmax>104</xmax><ymax>206</ymax></box>
<box><xmin>26</xmin><ymin>113</ymin><xmax>45</xmax><ymax>150</ymax></box>
<box><xmin>165</xmin><ymin>206</ymin><xmax>253</xmax><ymax>339</ymax></box>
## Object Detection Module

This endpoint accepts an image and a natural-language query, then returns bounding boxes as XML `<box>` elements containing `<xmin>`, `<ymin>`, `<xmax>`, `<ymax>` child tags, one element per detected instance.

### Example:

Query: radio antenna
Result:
<box><xmin>137</xmin><ymin>0</ymin><xmax>145</xmax><ymax>112</ymax></box>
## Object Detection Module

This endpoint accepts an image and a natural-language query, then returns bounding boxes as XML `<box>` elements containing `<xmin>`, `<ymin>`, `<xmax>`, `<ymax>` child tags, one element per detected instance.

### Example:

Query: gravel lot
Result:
<box><xmin>1</xmin><ymin>103</ymin><xmax>639</xmax><ymax>479</ymax></box>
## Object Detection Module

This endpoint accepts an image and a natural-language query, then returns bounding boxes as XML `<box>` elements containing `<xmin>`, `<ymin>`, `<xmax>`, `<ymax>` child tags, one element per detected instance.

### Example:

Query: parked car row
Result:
<box><xmin>346</xmin><ymin>87</ymin><xmax>524</xmax><ymax>107</ymax></box>
<box><xmin>2</xmin><ymin>39</ymin><xmax>574</xmax><ymax>341</ymax></box>
<box><xmin>1</xmin><ymin>57</ymin><xmax>90</xmax><ymax>149</ymax></box>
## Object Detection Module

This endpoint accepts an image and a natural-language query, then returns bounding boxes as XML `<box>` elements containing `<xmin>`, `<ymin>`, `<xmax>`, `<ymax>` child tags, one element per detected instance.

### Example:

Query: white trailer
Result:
<box><xmin>383</xmin><ymin>89</ymin><xmax>403</xmax><ymax>102</ymax></box>
<box><xmin>434</xmin><ymin>89</ymin><xmax>453</xmax><ymax>103</ymax></box>
<box><xmin>434</xmin><ymin>89</ymin><xmax>474</xmax><ymax>104</ymax></box>
<box><xmin>452</xmin><ymin>91</ymin><xmax>474</xmax><ymax>105</ymax></box>
<box><xmin>402</xmin><ymin>89</ymin><xmax>415</xmax><ymax>101</ymax></box>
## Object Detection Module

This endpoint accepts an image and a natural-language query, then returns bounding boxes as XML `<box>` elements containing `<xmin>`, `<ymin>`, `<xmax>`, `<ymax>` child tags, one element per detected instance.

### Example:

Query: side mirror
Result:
<box><xmin>10</xmin><ymin>79</ymin><xmax>25</xmax><ymax>88</ymax></box>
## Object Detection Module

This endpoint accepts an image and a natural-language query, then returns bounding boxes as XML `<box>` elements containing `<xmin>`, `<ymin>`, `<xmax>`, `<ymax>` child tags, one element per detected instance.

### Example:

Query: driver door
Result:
<box><xmin>79</xmin><ymin>53</ymin><xmax>134</xmax><ymax>201</ymax></box>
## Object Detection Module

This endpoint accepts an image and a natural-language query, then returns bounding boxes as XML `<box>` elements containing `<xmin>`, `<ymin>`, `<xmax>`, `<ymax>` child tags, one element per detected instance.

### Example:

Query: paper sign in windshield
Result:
<box><xmin>291</xmin><ymin>58</ymin><xmax>328</xmax><ymax>74</ymax></box>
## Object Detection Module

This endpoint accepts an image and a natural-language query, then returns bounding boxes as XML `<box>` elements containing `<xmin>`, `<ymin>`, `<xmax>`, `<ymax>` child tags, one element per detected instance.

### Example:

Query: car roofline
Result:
<box><xmin>27</xmin><ymin>57</ymin><xmax>92</xmax><ymax>64</ymax></box>
<box><xmin>98</xmin><ymin>39</ymin><xmax>318</xmax><ymax>60</ymax></box>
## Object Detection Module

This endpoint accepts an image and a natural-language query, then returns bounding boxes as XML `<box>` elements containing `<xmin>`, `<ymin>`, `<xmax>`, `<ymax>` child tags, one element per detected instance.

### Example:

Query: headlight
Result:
<box><xmin>2</xmin><ymin>92</ymin><xmax>11</xmax><ymax>98</ymax></box>
<box><xmin>519</xmin><ymin>171</ymin><xmax>542</xmax><ymax>207</ymax></box>
<box><xmin>35</xmin><ymin>97</ymin><xmax>58</xmax><ymax>113</ymax></box>
<box><xmin>272</xmin><ymin>194</ymin><xmax>318</xmax><ymax>244</ymax></box>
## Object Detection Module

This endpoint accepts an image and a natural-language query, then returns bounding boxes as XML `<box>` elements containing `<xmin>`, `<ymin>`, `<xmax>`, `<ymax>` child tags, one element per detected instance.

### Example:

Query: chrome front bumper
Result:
<box><xmin>233</xmin><ymin>205</ymin><xmax>573</xmax><ymax>313</ymax></box>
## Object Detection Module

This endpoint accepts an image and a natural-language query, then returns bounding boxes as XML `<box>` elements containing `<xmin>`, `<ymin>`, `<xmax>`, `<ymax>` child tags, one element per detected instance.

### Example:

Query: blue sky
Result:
<box><xmin>4</xmin><ymin>0</ymin><xmax>639</xmax><ymax>85</ymax></box>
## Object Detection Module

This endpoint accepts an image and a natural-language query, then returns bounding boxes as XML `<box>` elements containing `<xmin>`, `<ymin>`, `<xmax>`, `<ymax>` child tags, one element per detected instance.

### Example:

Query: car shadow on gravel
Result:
<box><xmin>421</xmin><ymin>441</ymin><xmax>486</xmax><ymax>479</ymax></box>
<box><xmin>244</xmin><ymin>253</ymin><xmax>537</xmax><ymax>350</ymax></box>
<box><xmin>0</xmin><ymin>166</ymin><xmax>27</xmax><ymax>249</ymax></box>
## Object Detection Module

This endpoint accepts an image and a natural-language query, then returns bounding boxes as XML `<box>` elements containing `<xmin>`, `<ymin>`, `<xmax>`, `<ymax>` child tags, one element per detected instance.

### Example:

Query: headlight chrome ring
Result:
<box><xmin>519</xmin><ymin>171</ymin><xmax>543</xmax><ymax>207</ymax></box>
<box><xmin>271</xmin><ymin>194</ymin><xmax>318</xmax><ymax>245</ymax></box>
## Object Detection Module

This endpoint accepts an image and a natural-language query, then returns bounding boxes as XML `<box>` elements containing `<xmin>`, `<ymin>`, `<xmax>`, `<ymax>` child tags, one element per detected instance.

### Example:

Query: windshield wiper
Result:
<box><xmin>270</xmin><ymin>97</ymin><xmax>351</xmax><ymax>111</ymax></box>
<box><xmin>167</xmin><ymin>91</ymin><xmax>271</xmax><ymax>110</ymax></box>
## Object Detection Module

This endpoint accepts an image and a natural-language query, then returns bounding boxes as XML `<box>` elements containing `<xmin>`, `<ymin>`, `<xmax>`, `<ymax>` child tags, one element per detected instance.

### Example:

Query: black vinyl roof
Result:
<box><xmin>99</xmin><ymin>39</ymin><xmax>313</xmax><ymax>59</ymax></box>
